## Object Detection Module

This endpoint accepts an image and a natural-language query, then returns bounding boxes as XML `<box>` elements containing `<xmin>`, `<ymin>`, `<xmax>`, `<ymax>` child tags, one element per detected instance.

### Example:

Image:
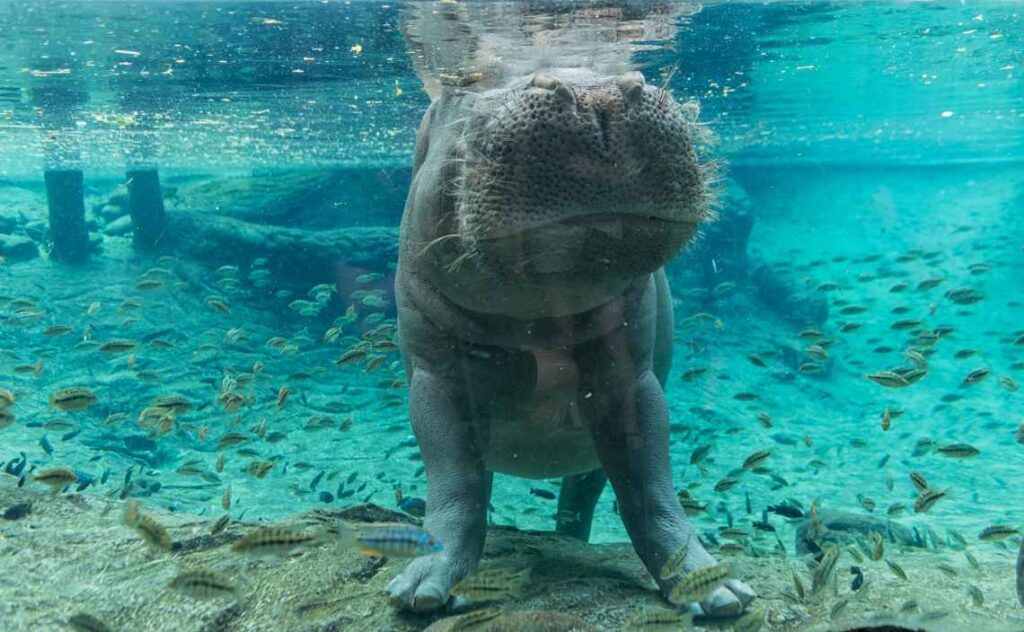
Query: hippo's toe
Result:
<box><xmin>686</xmin><ymin>578</ymin><xmax>757</xmax><ymax>618</ymax></box>
<box><xmin>386</xmin><ymin>554</ymin><xmax>455</xmax><ymax>612</ymax></box>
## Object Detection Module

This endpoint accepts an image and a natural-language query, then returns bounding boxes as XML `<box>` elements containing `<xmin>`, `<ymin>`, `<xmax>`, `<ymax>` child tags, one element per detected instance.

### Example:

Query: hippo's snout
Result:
<box><xmin>449</xmin><ymin>67</ymin><xmax>710</xmax><ymax>283</ymax></box>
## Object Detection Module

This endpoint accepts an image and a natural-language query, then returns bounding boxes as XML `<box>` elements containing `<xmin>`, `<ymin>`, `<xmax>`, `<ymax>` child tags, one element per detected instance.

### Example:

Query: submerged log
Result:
<box><xmin>1017</xmin><ymin>538</ymin><xmax>1023</xmax><ymax>606</ymax></box>
<box><xmin>126</xmin><ymin>168</ymin><xmax>167</xmax><ymax>251</ymax></box>
<box><xmin>44</xmin><ymin>168</ymin><xmax>91</xmax><ymax>263</ymax></box>
<box><xmin>164</xmin><ymin>210</ymin><xmax>398</xmax><ymax>273</ymax></box>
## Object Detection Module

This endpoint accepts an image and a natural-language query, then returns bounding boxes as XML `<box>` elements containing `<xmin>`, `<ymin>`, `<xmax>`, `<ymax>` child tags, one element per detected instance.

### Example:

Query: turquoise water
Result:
<box><xmin>1</xmin><ymin>1</ymin><xmax>1023</xmax><ymax>627</ymax></box>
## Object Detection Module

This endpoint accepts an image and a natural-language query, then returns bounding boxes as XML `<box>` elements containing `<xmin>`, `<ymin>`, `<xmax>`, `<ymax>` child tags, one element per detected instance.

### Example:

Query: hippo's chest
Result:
<box><xmin>460</xmin><ymin>346</ymin><xmax>602</xmax><ymax>478</ymax></box>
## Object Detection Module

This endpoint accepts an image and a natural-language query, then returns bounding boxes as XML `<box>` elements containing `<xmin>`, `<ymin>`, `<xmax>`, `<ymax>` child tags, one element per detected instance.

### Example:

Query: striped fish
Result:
<box><xmin>338</xmin><ymin>523</ymin><xmax>442</xmax><ymax>558</ymax></box>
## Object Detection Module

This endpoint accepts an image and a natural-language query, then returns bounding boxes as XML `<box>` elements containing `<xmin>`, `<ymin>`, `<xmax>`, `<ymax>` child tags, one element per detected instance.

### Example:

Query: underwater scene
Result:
<box><xmin>1</xmin><ymin>1</ymin><xmax>1023</xmax><ymax>631</ymax></box>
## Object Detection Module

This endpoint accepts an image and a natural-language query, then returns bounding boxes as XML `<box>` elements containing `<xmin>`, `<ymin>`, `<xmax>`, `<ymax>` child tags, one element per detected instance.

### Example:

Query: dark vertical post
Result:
<box><xmin>126</xmin><ymin>168</ymin><xmax>167</xmax><ymax>251</ymax></box>
<box><xmin>44</xmin><ymin>168</ymin><xmax>90</xmax><ymax>263</ymax></box>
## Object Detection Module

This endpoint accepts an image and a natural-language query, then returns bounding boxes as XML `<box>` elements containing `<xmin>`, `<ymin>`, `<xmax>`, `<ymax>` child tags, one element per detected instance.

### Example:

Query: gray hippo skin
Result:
<box><xmin>385</xmin><ymin>61</ymin><xmax>755</xmax><ymax>618</ymax></box>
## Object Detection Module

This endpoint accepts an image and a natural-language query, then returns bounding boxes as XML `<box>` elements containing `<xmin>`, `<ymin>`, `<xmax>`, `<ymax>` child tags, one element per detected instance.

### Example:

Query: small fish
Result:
<box><xmin>246</xmin><ymin>460</ymin><xmax>274</xmax><ymax>478</ymax></box>
<box><xmin>909</xmin><ymin>471</ymin><xmax>929</xmax><ymax>492</ymax></box>
<box><xmin>914</xmin><ymin>489</ymin><xmax>947</xmax><ymax>513</ymax></box>
<box><xmin>886</xmin><ymin>558</ymin><xmax>908</xmax><ymax>580</ymax></box>
<box><xmin>792</xmin><ymin>571</ymin><xmax>806</xmax><ymax>601</ymax></box>
<box><xmin>964</xmin><ymin>550</ymin><xmax>980</xmax><ymax>570</ymax></box>
<box><xmin>689</xmin><ymin>444</ymin><xmax>712</xmax><ymax>465</ymax></box>
<box><xmin>961</xmin><ymin>367</ymin><xmax>991</xmax><ymax>386</ymax></box>
<box><xmin>719</xmin><ymin>527</ymin><xmax>748</xmax><ymax>542</ymax></box>
<box><xmin>43</xmin><ymin>325</ymin><xmax>73</xmax><ymax>337</ymax></box>
<box><xmin>804</xmin><ymin>344</ymin><xmax>828</xmax><ymax>361</ymax></box>
<box><xmin>336</xmin><ymin>522</ymin><xmax>442</xmax><ymax>558</ymax></box>
<box><xmin>811</xmin><ymin>546</ymin><xmax>840</xmax><ymax>594</ymax></box>
<box><xmin>866</xmin><ymin>371</ymin><xmax>910</xmax><ymax>388</ymax></box>
<box><xmin>978</xmin><ymin>525</ymin><xmax>1019</xmax><ymax>541</ymax></box>
<box><xmin>124</xmin><ymin>502</ymin><xmax>172</xmax><ymax>551</ymax></box>
<box><xmin>623</xmin><ymin>608</ymin><xmax>691</xmax><ymax>631</ymax></box>
<box><xmin>968</xmin><ymin>584</ymin><xmax>984</xmax><ymax>607</ymax></box>
<box><xmin>217</xmin><ymin>432</ymin><xmax>250</xmax><ymax>450</ymax></box>
<box><xmin>33</xmin><ymin>467</ymin><xmax>77</xmax><ymax>491</ymax></box>
<box><xmin>714</xmin><ymin>477</ymin><xmax>739</xmax><ymax>493</ymax></box>
<box><xmin>276</xmin><ymin>386</ymin><xmax>289</xmax><ymax>410</ymax></box>
<box><xmin>152</xmin><ymin>394</ymin><xmax>191</xmax><ymax>414</ymax></box>
<box><xmin>232</xmin><ymin>526</ymin><xmax>321</xmax><ymax>558</ymax></box>
<box><xmin>208</xmin><ymin>513</ymin><xmax>231</xmax><ymax>535</ymax></box>
<box><xmin>868</xmin><ymin>533</ymin><xmax>884</xmax><ymax>560</ymax></box>
<box><xmin>168</xmin><ymin>568</ymin><xmax>239</xmax><ymax>601</ymax></box>
<box><xmin>766</xmin><ymin>503</ymin><xmax>803</xmax><ymax>519</ymax></box>
<box><xmin>678</xmin><ymin>496</ymin><xmax>707</xmax><ymax>517</ymax></box>
<box><xmin>742</xmin><ymin>449</ymin><xmax>771</xmax><ymax>470</ymax></box>
<box><xmin>49</xmin><ymin>387</ymin><xmax>98</xmax><ymax>412</ymax></box>
<box><xmin>680</xmin><ymin>367</ymin><xmax>707</xmax><ymax>381</ymax></box>
<box><xmin>944</xmin><ymin>287</ymin><xmax>982</xmax><ymax>305</ymax></box>
<box><xmin>659</xmin><ymin>538</ymin><xmax>691</xmax><ymax>580</ymax></box>
<box><xmin>450</xmin><ymin>566</ymin><xmax>531</xmax><ymax>601</ymax></box>
<box><xmin>450</xmin><ymin>606</ymin><xmax>505</xmax><ymax>630</ymax></box>
<box><xmin>936</xmin><ymin>563</ymin><xmax>959</xmax><ymax>578</ymax></box>
<box><xmin>937</xmin><ymin>443</ymin><xmax>980</xmax><ymax>459</ymax></box>
<box><xmin>99</xmin><ymin>339</ymin><xmax>139</xmax><ymax>353</ymax></box>
<box><xmin>668</xmin><ymin>563</ymin><xmax>731</xmax><ymax>604</ymax></box>
<box><xmin>529</xmin><ymin>487</ymin><xmax>555</xmax><ymax>500</ymax></box>
<box><xmin>849</xmin><ymin>565</ymin><xmax>864</xmax><ymax>591</ymax></box>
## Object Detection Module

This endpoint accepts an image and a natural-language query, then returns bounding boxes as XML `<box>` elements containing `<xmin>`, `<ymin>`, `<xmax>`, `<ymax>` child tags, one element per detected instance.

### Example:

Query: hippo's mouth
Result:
<box><xmin>477</xmin><ymin>210</ymin><xmax>699</xmax><ymax>281</ymax></box>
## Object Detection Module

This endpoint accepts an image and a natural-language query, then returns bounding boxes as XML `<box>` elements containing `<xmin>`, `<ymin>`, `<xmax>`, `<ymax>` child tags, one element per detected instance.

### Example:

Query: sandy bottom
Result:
<box><xmin>2</xmin><ymin>482</ymin><xmax>1022</xmax><ymax>632</ymax></box>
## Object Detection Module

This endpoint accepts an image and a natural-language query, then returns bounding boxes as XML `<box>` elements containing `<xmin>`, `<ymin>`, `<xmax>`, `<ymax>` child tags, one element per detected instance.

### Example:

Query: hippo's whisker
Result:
<box><xmin>415</xmin><ymin>233</ymin><xmax>462</xmax><ymax>259</ymax></box>
<box><xmin>445</xmin><ymin>251</ymin><xmax>474</xmax><ymax>273</ymax></box>
<box><xmin>656</xmin><ymin>64</ymin><xmax>679</xmax><ymax>108</ymax></box>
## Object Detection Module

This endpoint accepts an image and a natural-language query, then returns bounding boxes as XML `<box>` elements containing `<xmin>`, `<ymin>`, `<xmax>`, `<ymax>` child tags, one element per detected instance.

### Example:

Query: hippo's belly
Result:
<box><xmin>482</xmin><ymin>398</ymin><xmax>601</xmax><ymax>478</ymax></box>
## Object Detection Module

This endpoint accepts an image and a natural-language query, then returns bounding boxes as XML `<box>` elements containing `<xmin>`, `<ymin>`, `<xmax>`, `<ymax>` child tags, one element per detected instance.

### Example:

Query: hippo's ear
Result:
<box><xmin>401</xmin><ymin>1</ymin><xmax>501</xmax><ymax>102</ymax></box>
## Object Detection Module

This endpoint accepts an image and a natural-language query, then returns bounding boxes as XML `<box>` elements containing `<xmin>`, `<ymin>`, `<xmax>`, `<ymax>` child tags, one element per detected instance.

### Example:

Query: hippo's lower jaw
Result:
<box><xmin>475</xmin><ymin>214</ymin><xmax>699</xmax><ymax>285</ymax></box>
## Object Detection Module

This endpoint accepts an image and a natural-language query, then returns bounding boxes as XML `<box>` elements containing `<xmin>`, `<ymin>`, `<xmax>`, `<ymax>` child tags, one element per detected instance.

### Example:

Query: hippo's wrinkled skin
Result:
<box><xmin>387</xmin><ymin>67</ymin><xmax>756</xmax><ymax>618</ymax></box>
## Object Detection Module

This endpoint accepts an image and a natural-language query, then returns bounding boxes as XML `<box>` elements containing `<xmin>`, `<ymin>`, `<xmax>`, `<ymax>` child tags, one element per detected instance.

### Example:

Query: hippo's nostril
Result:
<box><xmin>616</xmin><ymin>71</ymin><xmax>645</xmax><ymax>106</ymax></box>
<box><xmin>530</xmin><ymin>73</ymin><xmax>575</xmax><ymax>107</ymax></box>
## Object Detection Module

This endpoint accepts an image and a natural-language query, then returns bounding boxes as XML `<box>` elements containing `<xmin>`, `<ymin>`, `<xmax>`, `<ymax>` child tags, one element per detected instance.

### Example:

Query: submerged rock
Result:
<box><xmin>795</xmin><ymin>509</ymin><xmax>917</xmax><ymax>554</ymax></box>
<box><xmin>0</xmin><ymin>234</ymin><xmax>39</xmax><ymax>261</ymax></box>
<box><xmin>0</xmin><ymin>208</ymin><xmax>22</xmax><ymax>234</ymax></box>
<box><xmin>103</xmin><ymin>214</ymin><xmax>133</xmax><ymax>236</ymax></box>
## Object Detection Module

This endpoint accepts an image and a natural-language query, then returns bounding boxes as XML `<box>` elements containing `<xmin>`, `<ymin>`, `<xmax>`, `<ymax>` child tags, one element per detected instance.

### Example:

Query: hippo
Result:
<box><xmin>386</xmin><ymin>1</ymin><xmax>756</xmax><ymax>619</ymax></box>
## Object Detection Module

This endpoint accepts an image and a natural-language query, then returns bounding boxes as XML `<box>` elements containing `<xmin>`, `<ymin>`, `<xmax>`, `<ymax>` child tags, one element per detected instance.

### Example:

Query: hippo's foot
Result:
<box><xmin>678</xmin><ymin>578</ymin><xmax>758</xmax><ymax>618</ymax></box>
<box><xmin>657</xmin><ymin>540</ymin><xmax>757</xmax><ymax>618</ymax></box>
<box><xmin>387</xmin><ymin>553</ymin><xmax>462</xmax><ymax>612</ymax></box>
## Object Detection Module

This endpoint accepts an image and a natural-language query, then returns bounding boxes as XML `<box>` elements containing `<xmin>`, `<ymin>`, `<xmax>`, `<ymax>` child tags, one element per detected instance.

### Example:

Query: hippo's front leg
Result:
<box><xmin>387</xmin><ymin>369</ymin><xmax>488</xmax><ymax>612</ymax></box>
<box><xmin>591</xmin><ymin>370</ymin><xmax>757</xmax><ymax>617</ymax></box>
